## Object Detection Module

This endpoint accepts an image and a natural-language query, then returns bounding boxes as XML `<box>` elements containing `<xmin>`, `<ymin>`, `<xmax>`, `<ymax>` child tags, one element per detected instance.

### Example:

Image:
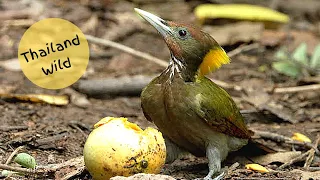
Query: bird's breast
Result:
<box><xmin>141</xmin><ymin>76</ymin><xmax>213</xmax><ymax>156</ymax></box>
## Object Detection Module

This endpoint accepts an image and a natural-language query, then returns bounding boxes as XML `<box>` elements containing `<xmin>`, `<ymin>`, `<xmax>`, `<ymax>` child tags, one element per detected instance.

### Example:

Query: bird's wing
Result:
<box><xmin>192</xmin><ymin>78</ymin><xmax>252</xmax><ymax>139</ymax></box>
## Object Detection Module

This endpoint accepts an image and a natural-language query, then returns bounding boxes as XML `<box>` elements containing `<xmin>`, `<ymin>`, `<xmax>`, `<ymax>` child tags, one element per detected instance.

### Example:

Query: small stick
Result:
<box><xmin>2</xmin><ymin>19</ymin><xmax>35</xmax><ymax>27</ymax></box>
<box><xmin>226</xmin><ymin>162</ymin><xmax>240</xmax><ymax>177</ymax></box>
<box><xmin>227</xmin><ymin>43</ymin><xmax>260</xmax><ymax>58</ymax></box>
<box><xmin>273</xmin><ymin>84</ymin><xmax>320</xmax><ymax>94</ymax></box>
<box><xmin>61</xmin><ymin>166</ymin><xmax>85</xmax><ymax>180</ymax></box>
<box><xmin>278</xmin><ymin>149</ymin><xmax>310</xmax><ymax>169</ymax></box>
<box><xmin>5</xmin><ymin>146</ymin><xmax>24</xmax><ymax>165</ymax></box>
<box><xmin>304</xmin><ymin>135</ymin><xmax>320</xmax><ymax>169</ymax></box>
<box><xmin>307</xmin><ymin>167</ymin><xmax>320</xmax><ymax>171</ymax></box>
<box><xmin>0</xmin><ymin>164</ymin><xmax>45</xmax><ymax>174</ymax></box>
<box><xmin>285</xmin><ymin>141</ymin><xmax>319</xmax><ymax>155</ymax></box>
<box><xmin>253</xmin><ymin>130</ymin><xmax>319</xmax><ymax>155</ymax></box>
<box><xmin>85</xmin><ymin>34</ymin><xmax>168</xmax><ymax>67</ymax></box>
<box><xmin>0</xmin><ymin>126</ymin><xmax>28</xmax><ymax>132</ymax></box>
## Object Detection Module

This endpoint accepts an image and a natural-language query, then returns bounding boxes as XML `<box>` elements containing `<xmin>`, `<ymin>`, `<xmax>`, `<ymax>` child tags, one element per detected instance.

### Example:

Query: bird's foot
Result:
<box><xmin>194</xmin><ymin>171</ymin><xmax>225</xmax><ymax>180</ymax></box>
<box><xmin>203</xmin><ymin>171</ymin><xmax>225</xmax><ymax>180</ymax></box>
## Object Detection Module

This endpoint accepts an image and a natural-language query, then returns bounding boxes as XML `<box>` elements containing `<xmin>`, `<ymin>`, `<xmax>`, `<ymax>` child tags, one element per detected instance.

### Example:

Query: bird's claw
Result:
<box><xmin>200</xmin><ymin>171</ymin><xmax>225</xmax><ymax>180</ymax></box>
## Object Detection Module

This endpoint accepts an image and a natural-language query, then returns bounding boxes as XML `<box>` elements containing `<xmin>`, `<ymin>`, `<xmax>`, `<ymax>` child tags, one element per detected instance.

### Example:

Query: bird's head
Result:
<box><xmin>135</xmin><ymin>8</ymin><xmax>230</xmax><ymax>81</ymax></box>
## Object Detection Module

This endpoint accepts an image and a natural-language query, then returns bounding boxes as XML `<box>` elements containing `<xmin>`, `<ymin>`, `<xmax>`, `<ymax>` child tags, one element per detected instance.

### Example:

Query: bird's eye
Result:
<box><xmin>178</xmin><ymin>29</ymin><xmax>187</xmax><ymax>37</ymax></box>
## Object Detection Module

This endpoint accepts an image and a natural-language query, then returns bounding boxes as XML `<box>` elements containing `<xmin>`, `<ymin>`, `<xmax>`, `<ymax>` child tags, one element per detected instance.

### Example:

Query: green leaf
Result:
<box><xmin>14</xmin><ymin>153</ymin><xmax>37</xmax><ymax>169</ymax></box>
<box><xmin>272</xmin><ymin>60</ymin><xmax>301</xmax><ymax>77</ymax></box>
<box><xmin>275</xmin><ymin>47</ymin><xmax>289</xmax><ymax>61</ymax></box>
<box><xmin>310</xmin><ymin>44</ymin><xmax>320</xmax><ymax>69</ymax></box>
<box><xmin>292</xmin><ymin>43</ymin><xmax>308</xmax><ymax>66</ymax></box>
<box><xmin>194</xmin><ymin>4</ymin><xmax>290</xmax><ymax>23</ymax></box>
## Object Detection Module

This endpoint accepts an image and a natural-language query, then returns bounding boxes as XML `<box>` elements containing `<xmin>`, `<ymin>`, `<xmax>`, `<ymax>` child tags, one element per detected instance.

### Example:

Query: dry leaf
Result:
<box><xmin>292</xmin><ymin>133</ymin><xmax>312</xmax><ymax>143</ymax></box>
<box><xmin>245</xmin><ymin>163</ymin><xmax>269</xmax><ymax>173</ymax></box>
<box><xmin>194</xmin><ymin>4</ymin><xmax>289</xmax><ymax>23</ymax></box>
<box><xmin>0</xmin><ymin>93</ymin><xmax>69</xmax><ymax>105</ymax></box>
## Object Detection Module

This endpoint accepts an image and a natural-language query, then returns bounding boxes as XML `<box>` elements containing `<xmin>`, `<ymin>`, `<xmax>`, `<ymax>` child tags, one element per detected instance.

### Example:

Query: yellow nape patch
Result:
<box><xmin>198</xmin><ymin>48</ymin><xmax>230</xmax><ymax>76</ymax></box>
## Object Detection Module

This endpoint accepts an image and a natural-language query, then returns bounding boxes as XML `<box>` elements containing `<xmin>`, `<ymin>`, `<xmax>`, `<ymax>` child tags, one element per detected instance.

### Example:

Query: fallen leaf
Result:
<box><xmin>251</xmin><ymin>151</ymin><xmax>302</xmax><ymax>165</ymax></box>
<box><xmin>194</xmin><ymin>4</ymin><xmax>289</xmax><ymax>23</ymax></box>
<box><xmin>245</xmin><ymin>163</ymin><xmax>269</xmax><ymax>172</ymax></box>
<box><xmin>0</xmin><ymin>93</ymin><xmax>69</xmax><ymax>105</ymax></box>
<box><xmin>292</xmin><ymin>133</ymin><xmax>312</xmax><ymax>143</ymax></box>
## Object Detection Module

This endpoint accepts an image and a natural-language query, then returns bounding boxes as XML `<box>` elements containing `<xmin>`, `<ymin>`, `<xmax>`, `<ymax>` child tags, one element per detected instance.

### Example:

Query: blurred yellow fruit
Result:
<box><xmin>292</xmin><ymin>133</ymin><xmax>311</xmax><ymax>143</ymax></box>
<box><xmin>245</xmin><ymin>163</ymin><xmax>269</xmax><ymax>173</ymax></box>
<box><xmin>83</xmin><ymin>117</ymin><xmax>166</xmax><ymax>180</ymax></box>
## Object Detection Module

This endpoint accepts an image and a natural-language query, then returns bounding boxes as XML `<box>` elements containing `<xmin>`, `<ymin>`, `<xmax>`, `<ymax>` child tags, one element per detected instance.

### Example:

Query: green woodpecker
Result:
<box><xmin>135</xmin><ymin>8</ymin><xmax>252</xmax><ymax>180</ymax></box>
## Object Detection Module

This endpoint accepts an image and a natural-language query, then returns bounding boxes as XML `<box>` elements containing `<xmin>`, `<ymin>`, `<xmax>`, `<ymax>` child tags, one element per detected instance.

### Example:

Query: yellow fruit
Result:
<box><xmin>245</xmin><ymin>163</ymin><xmax>269</xmax><ymax>173</ymax></box>
<box><xmin>292</xmin><ymin>133</ymin><xmax>311</xmax><ymax>143</ymax></box>
<box><xmin>83</xmin><ymin>117</ymin><xmax>166</xmax><ymax>180</ymax></box>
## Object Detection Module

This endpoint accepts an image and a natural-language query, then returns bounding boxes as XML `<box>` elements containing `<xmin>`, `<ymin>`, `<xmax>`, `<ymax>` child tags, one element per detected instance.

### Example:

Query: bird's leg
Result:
<box><xmin>204</xmin><ymin>145</ymin><xmax>224</xmax><ymax>180</ymax></box>
<box><xmin>164</xmin><ymin>136</ymin><xmax>187</xmax><ymax>163</ymax></box>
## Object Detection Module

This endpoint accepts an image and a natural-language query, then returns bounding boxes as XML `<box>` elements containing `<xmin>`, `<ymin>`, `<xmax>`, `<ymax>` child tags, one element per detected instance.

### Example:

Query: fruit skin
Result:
<box><xmin>135</xmin><ymin>8</ymin><xmax>252</xmax><ymax>179</ymax></box>
<box><xmin>83</xmin><ymin>117</ymin><xmax>166</xmax><ymax>180</ymax></box>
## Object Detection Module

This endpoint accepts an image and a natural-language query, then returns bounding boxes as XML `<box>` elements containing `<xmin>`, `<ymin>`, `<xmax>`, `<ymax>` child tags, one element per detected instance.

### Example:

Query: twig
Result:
<box><xmin>41</xmin><ymin>156</ymin><xmax>84</xmax><ymax>171</ymax></box>
<box><xmin>0</xmin><ymin>156</ymin><xmax>84</xmax><ymax>179</ymax></box>
<box><xmin>304</xmin><ymin>135</ymin><xmax>320</xmax><ymax>169</ymax></box>
<box><xmin>252</xmin><ymin>130</ymin><xmax>320</xmax><ymax>155</ymax></box>
<box><xmin>74</xmin><ymin>75</ymin><xmax>154</xmax><ymax>96</ymax></box>
<box><xmin>5</xmin><ymin>146</ymin><xmax>24</xmax><ymax>165</ymax></box>
<box><xmin>272</xmin><ymin>84</ymin><xmax>320</xmax><ymax>94</ymax></box>
<box><xmin>253</xmin><ymin>130</ymin><xmax>292</xmax><ymax>142</ymax></box>
<box><xmin>85</xmin><ymin>34</ymin><xmax>168</xmax><ymax>67</ymax></box>
<box><xmin>307</xmin><ymin>167</ymin><xmax>320</xmax><ymax>171</ymax></box>
<box><xmin>278</xmin><ymin>149</ymin><xmax>310</xmax><ymax>170</ymax></box>
<box><xmin>0</xmin><ymin>126</ymin><xmax>28</xmax><ymax>132</ymax></box>
<box><xmin>2</xmin><ymin>19</ymin><xmax>35</xmax><ymax>27</ymax></box>
<box><xmin>0</xmin><ymin>164</ymin><xmax>46</xmax><ymax>174</ymax></box>
<box><xmin>304</xmin><ymin>149</ymin><xmax>315</xmax><ymax>169</ymax></box>
<box><xmin>226</xmin><ymin>162</ymin><xmax>240</xmax><ymax>177</ymax></box>
<box><xmin>227</xmin><ymin>43</ymin><xmax>260</xmax><ymax>58</ymax></box>
<box><xmin>61</xmin><ymin>166</ymin><xmax>85</xmax><ymax>180</ymax></box>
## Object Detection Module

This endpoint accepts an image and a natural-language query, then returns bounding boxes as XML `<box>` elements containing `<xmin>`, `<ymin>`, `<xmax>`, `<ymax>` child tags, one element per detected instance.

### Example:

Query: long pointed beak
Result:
<box><xmin>134</xmin><ymin>8</ymin><xmax>172</xmax><ymax>38</ymax></box>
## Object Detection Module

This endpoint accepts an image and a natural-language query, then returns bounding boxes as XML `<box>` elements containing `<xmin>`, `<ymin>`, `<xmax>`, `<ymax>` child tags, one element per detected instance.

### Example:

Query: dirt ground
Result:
<box><xmin>1</xmin><ymin>0</ymin><xmax>320</xmax><ymax>179</ymax></box>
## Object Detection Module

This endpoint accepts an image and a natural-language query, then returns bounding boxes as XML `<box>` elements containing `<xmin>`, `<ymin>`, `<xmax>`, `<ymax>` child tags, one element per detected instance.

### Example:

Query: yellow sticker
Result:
<box><xmin>18</xmin><ymin>18</ymin><xmax>89</xmax><ymax>89</ymax></box>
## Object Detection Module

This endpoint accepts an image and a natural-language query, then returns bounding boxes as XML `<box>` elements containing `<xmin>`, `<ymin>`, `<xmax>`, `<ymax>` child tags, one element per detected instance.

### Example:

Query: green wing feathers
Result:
<box><xmin>193</xmin><ymin>77</ymin><xmax>252</xmax><ymax>139</ymax></box>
